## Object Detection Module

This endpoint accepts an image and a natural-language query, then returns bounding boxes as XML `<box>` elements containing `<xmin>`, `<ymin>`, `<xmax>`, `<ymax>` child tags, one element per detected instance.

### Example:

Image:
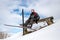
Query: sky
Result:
<box><xmin>0</xmin><ymin>0</ymin><xmax>60</xmax><ymax>34</ymax></box>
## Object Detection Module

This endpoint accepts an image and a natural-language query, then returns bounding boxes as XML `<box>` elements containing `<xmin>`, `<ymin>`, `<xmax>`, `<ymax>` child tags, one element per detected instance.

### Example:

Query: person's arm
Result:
<box><xmin>29</xmin><ymin>13</ymin><xmax>32</xmax><ymax>19</ymax></box>
<box><xmin>36</xmin><ymin>13</ymin><xmax>39</xmax><ymax>17</ymax></box>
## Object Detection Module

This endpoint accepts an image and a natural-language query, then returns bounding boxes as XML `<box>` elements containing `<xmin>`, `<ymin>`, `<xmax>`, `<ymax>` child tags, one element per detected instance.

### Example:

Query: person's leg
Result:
<box><xmin>28</xmin><ymin>19</ymin><xmax>33</xmax><ymax>28</ymax></box>
<box><xmin>34</xmin><ymin>17</ymin><xmax>38</xmax><ymax>24</ymax></box>
<box><xmin>24</xmin><ymin>20</ymin><xmax>30</xmax><ymax>27</ymax></box>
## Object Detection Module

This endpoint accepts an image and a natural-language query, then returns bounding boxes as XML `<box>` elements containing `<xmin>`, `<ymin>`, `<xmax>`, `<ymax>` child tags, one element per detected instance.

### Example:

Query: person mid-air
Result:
<box><xmin>24</xmin><ymin>9</ymin><xmax>40</xmax><ymax>28</ymax></box>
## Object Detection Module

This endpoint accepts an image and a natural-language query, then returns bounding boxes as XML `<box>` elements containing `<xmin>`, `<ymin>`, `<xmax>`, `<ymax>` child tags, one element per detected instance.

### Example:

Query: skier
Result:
<box><xmin>29</xmin><ymin>9</ymin><xmax>40</xmax><ymax>23</ymax></box>
<box><xmin>24</xmin><ymin>9</ymin><xmax>40</xmax><ymax>28</ymax></box>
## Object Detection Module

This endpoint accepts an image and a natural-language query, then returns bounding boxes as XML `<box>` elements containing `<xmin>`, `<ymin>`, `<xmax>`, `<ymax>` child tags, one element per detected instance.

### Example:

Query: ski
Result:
<box><xmin>4</xmin><ymin>24</ymin><xmax>37</xmax><ymax>31</ymax></box>
<box><xmin>4</xmin><ymin>24</ymin><xmax>48</xmax><ymax>31</ymax></box>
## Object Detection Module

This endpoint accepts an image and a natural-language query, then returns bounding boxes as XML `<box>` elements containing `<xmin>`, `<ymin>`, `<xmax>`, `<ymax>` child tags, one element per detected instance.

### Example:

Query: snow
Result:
<box><xmin>4</xmin><ymin>20</ymin><xmax>60</xmax><ymax>40</ymax></box>
<box><xmin>4</xmin><ymin>31</ymin><xmax>23</xmax><ymax>40</ymax></box>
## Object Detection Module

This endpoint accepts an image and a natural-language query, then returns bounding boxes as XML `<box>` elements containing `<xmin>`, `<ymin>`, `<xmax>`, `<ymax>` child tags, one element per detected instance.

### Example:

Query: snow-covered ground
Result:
<box><xmin>2</xmin><ymin>20</ymin><xmax>60</xmax><ymax>40</ymax></box>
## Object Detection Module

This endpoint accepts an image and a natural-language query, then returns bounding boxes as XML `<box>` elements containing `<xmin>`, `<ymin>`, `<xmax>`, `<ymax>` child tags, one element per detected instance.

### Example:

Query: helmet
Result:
<box><xmin>31</xmin><ymin>9</ymin><xmax>35</xmax><ymax>12</ymax></box>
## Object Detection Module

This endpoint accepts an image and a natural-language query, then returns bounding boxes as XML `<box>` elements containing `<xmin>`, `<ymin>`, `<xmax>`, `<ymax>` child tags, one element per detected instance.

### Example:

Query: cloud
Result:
<box><xmin>27</xmin><ymin>0</ymin><xmax>60</xmax><ymax>19</ymax></box>
<box><xmin>0</xmin><ymin>0</ymin><xmax>60</xmax><ymax>34</ymax></box>
<box><xmin>0</xmin><ymin>0</ymin><xmax>22</xmax><ymax>33</ymax></box>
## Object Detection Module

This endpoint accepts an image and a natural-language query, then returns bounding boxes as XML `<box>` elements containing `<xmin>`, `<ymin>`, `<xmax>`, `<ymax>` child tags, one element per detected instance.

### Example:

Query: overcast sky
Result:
<box><xmin>0</xmin><ymin>0</ymin><xmax>60</xmax><ymax>34</ymax></box>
